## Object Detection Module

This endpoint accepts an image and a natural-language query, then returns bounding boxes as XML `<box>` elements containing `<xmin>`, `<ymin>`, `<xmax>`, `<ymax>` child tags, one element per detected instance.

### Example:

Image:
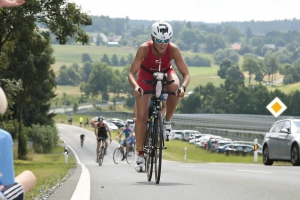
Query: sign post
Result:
<box><xmin>184</xmin><ymin>147</ymin><xmax>187</xmax><ymax>162</ymax></box>
<box><xmin>254</xmin><ymin>138</ymin><xmax>258</xmax><ymax>162</ymax></box>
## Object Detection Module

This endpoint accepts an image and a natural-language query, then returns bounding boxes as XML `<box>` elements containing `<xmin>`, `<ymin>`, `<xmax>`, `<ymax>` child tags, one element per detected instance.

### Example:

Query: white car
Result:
<box><xmin>105</xmin><ymin>122</ymin><xmax>119</xmax><ymax>131</ymax></box>
<box><xmin>189</xmin><ymin>134</ymin><xmax>203</xmax><ymax>144</ymax></box>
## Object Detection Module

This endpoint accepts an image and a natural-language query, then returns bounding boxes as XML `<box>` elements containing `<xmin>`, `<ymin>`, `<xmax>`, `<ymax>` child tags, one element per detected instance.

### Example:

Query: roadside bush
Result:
<box><xmin>28</xmin><ymin>124</ymin><xmax>59</xmax><ymax>153</ymax></box>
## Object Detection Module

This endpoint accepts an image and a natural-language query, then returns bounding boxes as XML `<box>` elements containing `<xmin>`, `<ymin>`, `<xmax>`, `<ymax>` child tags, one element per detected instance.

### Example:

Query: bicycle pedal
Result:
<box><xmin>163</xmin><ymin>146</ymin><xmax>167</xmax><ymax>149</ymax></box>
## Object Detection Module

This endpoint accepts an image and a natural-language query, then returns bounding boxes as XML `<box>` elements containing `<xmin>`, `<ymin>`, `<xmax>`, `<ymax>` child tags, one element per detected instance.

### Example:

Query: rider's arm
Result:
<box><xmin>171</xmin><ymin>44</ymin><xmax>190</xmax><ymax>96</ymax></box>
<box><xmin>127</xmin><ymin>132</ymin><xmax>133</xmax><ymax>140</ymax></box>
<box><xmin>117</xmin><ymin>131</ymin><xmax>123</xmax><ymax>139</ymax></box>
<box><xmin>128</xmin><ymin>43</ymin><xmax>147</xmax><ymax>95</ymax></box>
<box><xmin>104</xmin><ymin>123</ymin><xmax>112</xmax><ymax>140</ymax></box>
<box><xmin>94</xmin><ymin>122</ymin><xmax>98</xmax><ymax>137</ymax></box>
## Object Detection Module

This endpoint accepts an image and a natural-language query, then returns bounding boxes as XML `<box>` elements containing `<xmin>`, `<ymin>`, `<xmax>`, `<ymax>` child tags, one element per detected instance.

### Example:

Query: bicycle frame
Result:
<box><xmin>142</xmin><ymin>66</ymin><xmax>177</xmax><ymax>184</ymax></box>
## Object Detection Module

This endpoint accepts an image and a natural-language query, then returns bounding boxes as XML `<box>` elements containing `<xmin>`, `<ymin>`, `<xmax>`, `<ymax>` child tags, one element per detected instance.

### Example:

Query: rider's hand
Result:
<box><xmin>176</xmin><ymin>87</ymin><xmax>185</xmax><ymax>98</ymax></box>
<box><xmin>134</xmin><ymin>86</ymin><xmax>143</xmax><ymax>97</ymax></box>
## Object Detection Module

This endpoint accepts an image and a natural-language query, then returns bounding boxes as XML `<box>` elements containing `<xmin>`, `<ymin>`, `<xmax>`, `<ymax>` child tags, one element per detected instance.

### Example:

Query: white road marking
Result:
<box><xmin>235</xmin><ymin>169</ymin><xmax>273</xmax><ymax>174</ymax></box>
<box><xmin>64</xmin><ymin>142</ymin><xmax>91</xmax><ymax>200</ymax></box>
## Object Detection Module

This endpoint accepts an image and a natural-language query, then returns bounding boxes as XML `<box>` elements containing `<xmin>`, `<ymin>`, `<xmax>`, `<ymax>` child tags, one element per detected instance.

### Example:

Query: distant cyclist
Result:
<box><xmin>94</xmin><ymin>116</ymin><xmax>112</xmax><ymax>163</ymax></box>
<box><xmin>117</xmin><ymin>124</ymin><xmax>134</xmax><ymax>161</ymax></box>
<box><xmin>80</xmin><ymin>134</ymin><xmax>85</xmax><ymax>147</ymax></box>
<box><xmin>128</xmin><ymin>21</ymin><xmax>190</xmax><ymax>172</ymax></box>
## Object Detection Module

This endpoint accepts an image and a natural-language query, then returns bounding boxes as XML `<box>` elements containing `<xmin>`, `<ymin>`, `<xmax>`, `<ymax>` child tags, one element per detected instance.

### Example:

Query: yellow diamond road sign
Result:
<box><xmin>266</xmin><ymin>97</ymin><xmax>287</xmax><ymax>118</ymax></box>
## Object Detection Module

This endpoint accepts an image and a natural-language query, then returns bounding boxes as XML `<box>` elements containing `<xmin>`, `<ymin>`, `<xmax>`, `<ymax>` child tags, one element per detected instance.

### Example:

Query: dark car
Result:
<box><xmin>113</xmin><ymin>121</ymin><xmax>126</xmax><ymax>129</ymax></box>
<box><xmin>211</xmin><ymin>140</ymin><xmax>233</xmax><ymax>152</ymax></box>
<box><xmin>216</xmin><ymin>144</ymin><xmax>230</xmax><ymax>154</ymax></box>
<box><xmin>225</xmin><ymin>144</ymin><xmax>254</xmax><ymax>156</ymax></box>
<box><xmin>262</xmin><ymin>117</ymin><xmax>300</xmax><ymax>166</ymax></box>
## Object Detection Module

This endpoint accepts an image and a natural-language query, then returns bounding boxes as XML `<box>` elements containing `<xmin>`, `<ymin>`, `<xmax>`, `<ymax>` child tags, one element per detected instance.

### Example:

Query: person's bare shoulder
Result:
<box><xmin>169</xmin><ymin>42</ymin><xmax>182</xmax><ymax>59</ymax></box>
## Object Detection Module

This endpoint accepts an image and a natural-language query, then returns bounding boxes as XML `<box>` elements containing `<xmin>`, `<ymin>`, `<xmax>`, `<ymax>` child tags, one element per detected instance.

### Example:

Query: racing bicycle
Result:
<box><xmin>113</xmin><ymin>139</ymin><xmax>135</xmax><ymax>164</ymax></box>
<box><xmin>98</xmin><ymin>137</ymin><xmax>107</xmax><ymax>166</ymax></box>
<box><xmin>142</xmin><ymin>70</ymin><xmax>179</xmax><ymax>184</ymax></box>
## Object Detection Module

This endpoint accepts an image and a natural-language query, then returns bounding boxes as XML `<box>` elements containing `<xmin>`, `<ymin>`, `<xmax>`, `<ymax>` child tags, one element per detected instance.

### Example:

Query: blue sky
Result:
<box><xmin>70</xmin><ymin>0</ymin><xmax>300</xmax><ymax>23</ymax></box>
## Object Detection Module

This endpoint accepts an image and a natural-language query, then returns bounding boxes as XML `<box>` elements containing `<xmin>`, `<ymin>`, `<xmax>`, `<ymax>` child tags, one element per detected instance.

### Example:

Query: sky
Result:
<box><xmin>69</xmin><ymin>0</ymin><xmax>300</xmax><ymax>23</ymax></box>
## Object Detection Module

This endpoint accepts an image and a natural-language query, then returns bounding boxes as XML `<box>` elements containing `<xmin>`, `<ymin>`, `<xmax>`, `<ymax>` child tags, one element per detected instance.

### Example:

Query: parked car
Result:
<box><xmin>216</xmin><ymin>144</ymin><xmax>230</xmax><ymax>154</ymax></box>
<box><xmin>172</xmin><ymin>130</ymin><xmax>184</xmax><ymax>140</ymax></box>
<box><xmin>262</xmin><ymin>117</ymin><xmax>300</xmax><ymax>166</ymax></box>
<box><xmin>211</xmin><ymin>140</ymin><xmax>233</xmax><ymax>152</ymax></box>
<box><xmin>106</xmin><ymin>122</ymin><xmax>119</xmax><ymax>131</ymax></box>
<box><xmin>225</xmin><ymin>144</ymin><xmax>254</xmax><ymax>156</ymax></box>
<box><xmin>181</xmin><ymin>130</ymin><xmax>201</xmax><ymax>141</ymax></box>
<box><xmin>189</xmin><ymin>134</ymin><xmax>203</xmax><ymax>144</ymax></box>
<box><xmin>233</xmin><ymin>140</ymin><xmax>262</xmax><ymax>153</ymax></box>
<box><xmin>90</xmin><ymin>116</ymin><xmax>105</xmax><ymax>128</ymax></box>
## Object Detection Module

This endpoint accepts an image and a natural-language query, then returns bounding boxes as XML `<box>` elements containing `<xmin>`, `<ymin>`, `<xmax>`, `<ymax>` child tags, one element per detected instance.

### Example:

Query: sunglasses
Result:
<box><xmin>154</xmin><ymin>38</ymin><xmax>170</xmax><ymax>44</ymax></box>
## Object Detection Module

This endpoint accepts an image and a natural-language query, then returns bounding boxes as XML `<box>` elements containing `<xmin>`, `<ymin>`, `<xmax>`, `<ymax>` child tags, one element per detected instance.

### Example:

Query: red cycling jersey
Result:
<box><xmin>137</xmin><ymin>41</ymin><xmax>175</xmax><ymax>91</ymax></box>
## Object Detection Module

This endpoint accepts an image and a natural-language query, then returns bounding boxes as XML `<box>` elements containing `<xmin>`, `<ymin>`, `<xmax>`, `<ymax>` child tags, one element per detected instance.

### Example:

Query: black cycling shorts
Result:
<box><xmin>97</xmin><ymin>136</ymin><xmax>108</xmax><ymax>142</ymax></box>
<box><xmin>0</xmin><ymin>182</ymin><xmax>24</xmax><ymax>200</ymax></box>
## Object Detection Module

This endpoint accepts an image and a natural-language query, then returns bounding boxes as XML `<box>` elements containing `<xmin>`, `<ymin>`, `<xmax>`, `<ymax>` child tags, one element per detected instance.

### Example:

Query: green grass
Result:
<box><xmin>14</xmin><ymin>145</ymin><xmax>76</xmax><ymax>200</ymax></box>
<box><xmin>52</xmin><ymin>44</ymin><xmax>137</xmax><ymax>63</ymax></box>
<box><xmin>163</xmin><ymin>140</ymin><xmax>263</xmax><ymax>164</ymax></box>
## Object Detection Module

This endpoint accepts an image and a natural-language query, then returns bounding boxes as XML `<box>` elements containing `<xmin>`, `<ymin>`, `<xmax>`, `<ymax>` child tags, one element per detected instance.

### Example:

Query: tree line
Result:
<box><xmin>177</xmin><ymin>78</ymin><xmax>300</xmax><ymax>116</ymax></box>
<box><xmin>0</xmin><ymin>0</ymin><xmax>92</xmax><ymax>158</ymax></box>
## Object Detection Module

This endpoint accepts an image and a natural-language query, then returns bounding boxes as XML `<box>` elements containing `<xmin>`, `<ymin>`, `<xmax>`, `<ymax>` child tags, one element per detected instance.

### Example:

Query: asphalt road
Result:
<box><xmin>48</xmin><ymin>124</ymin><xmax>300</xmax><ymax>200</ymax></box>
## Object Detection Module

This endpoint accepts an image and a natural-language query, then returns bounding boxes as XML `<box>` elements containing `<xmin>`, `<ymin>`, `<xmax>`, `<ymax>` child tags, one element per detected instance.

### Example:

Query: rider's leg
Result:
<box><xmin>135</xmin><ymin>94</ymin><xmax>151</xmax><ymax>156</ymax></box>
<box><xmin>104</xmin><ymin>139</ymin><xmax>109</xmax><ymax>155</ymax></box>
<box><xmin>164</xmin><ymin>73</ymin><xmax>179</xmax><ymax>121</ymax></box>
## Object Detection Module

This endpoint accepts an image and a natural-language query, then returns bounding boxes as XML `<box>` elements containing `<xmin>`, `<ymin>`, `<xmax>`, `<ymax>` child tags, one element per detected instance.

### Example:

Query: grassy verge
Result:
<box><xmin>14</xmin><ymin>144</ymin><xmax>76</xmax><ymax>200</ymax></box>
<box><xmin>163</xmin><ymin>140</ymin><xmax>263</xmax><ymax>164</ymax></box>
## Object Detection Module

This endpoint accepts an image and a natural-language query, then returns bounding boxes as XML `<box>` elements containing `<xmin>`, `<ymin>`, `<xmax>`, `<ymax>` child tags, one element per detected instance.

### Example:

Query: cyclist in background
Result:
<box><xmin>94</xmin><ymin>116</ymin><xmax>112</xmax><ymax>163</ymax></box>
<box><xmin>128</xmin><ymin>21</ymin><xmax>190</xmax><ymax>172</ymax></box>
<box><xmin>117</xmin><ymin>124</ymin><xmax>134</xmax><ymax>161</ymax></box>
<box><xmin>80</xmin><ymin>134</ymin><xmax>85</xmax><ymax>147</ymax></box>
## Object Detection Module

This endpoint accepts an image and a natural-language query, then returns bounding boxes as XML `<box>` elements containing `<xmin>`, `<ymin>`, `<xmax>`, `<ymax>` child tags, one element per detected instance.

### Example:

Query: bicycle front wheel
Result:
<box><xmin>154</xmin><ymin>111</ymin><xmax>163</xmax><ymax>184</ymax></box>
<box><xmin>126</xmin><ymin>148</ymin><xmax>135</xmax><ymax>164</ymax></box>
<box><xmin>145</xmin><ymin>119</ymin><xmax>154</xmax><ymax>182</ymax></box>
<box><xmin>113</xmin><ymin>148</ymin><xmax>123</xmax><ymax>164</ymax></box>
<box><xmin>99</xmin><ymin>147</ymin><xmax>104</xmax><ymax>166</ymax></box>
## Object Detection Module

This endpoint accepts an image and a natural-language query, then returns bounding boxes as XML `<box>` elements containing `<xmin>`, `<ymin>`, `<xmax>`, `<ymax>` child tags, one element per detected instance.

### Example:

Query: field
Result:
<box><xmin>51</xmin><ymin>44</ymin><xmax>299</xmax><ymax>96</ymax></box>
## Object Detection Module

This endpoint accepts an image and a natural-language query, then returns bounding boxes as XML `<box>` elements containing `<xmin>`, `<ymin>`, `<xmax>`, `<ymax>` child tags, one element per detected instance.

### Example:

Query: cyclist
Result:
<box><xmin>117</xmin><ymin>124</ymin><xmax>134</xmax><ymax>161</ymax></box>
<box><xmin>94</xmin><ymin>116</ymin><xmax>112</xmax><ymax>163</ymax></box>
<box><xmin>128</xmin><ymin>21</ymin><xmax>190</xmax><ymax>172</ymax></box>
<box><xmin>80</xmin><ymin>134</ymin><xmax>85</xmax><ymax>146</ymax></box>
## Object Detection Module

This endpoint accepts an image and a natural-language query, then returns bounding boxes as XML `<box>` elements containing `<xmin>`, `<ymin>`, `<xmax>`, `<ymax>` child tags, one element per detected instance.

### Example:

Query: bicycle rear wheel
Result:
<box><xmin>126</xmin><ymin>148</ymin><xmax>135</xmax><ymax>164</ymax></box>
<box><xmin>154</xmin><ymin>111</ymin><xmax>163</xmax><ymax>184</ymax></box>
<box><xmin>145</xmin><ymin>119</ymin><xmax>154</xmax><ymax>181</ymax></box>
<box><xmin>113</xmin><ymin>148</ymin><xmax>123</xmax><ymax>164</ymax></box>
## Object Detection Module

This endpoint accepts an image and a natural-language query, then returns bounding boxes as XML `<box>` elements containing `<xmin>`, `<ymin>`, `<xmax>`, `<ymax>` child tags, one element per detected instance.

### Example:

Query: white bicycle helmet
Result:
<box><xmin>151</xmin><ymin>21</ymin><xmax>173</xmax><ymax>40</ymax></box>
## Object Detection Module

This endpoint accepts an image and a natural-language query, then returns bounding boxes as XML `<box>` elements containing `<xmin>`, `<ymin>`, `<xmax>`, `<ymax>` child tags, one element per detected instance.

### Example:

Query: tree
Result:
<box><xmin>217</xmin><ymin>59</ymin><xmax>233</xmax><ymax>79</ymax></box>
<box><xmin>119</xmin><ymin>56</ymin><xmax>126</xmax><ymax>66</ymax></box>
<box><xmin>111</xmin><ymin>54</ymin><xmax>119</xmax><ymax>66</ymax></box>
<box><xmin>0</xmin><ymin>0</ymin><xmax>92</xmax><ymax>51</ymax></box>
<box><xmin>82</xmin><ymin>53</ymin><xmax>92</xmax><ymax>62</ymax></box>
<box><xmin>101</xmin><ymin>54</ymin><xmax>110</xmax><ymax>65</ymax></box>
<box><xmin>242</xmin><ymin>57</ymin><xmax>259</xmax><ymax>87</ymax></box>
<box><xmin>86</xmin><ymin>62</ymin><xmax>113</xmax><ymax>100</ymax></box>
<box><xmin>2</xmin><ymin>32</ymin><xmax>56</xmax><ymax>158</ymax></box>
<box><xmin>176</xmin><ymin>93</ymin><xmax>201</xmax><ymax>113</ymax></box>
<box><xmin>265</xmin><ymin>56</ymin><xmax>280</xmax><ymax>84</ymax></box>
<box><xmin>96</xmin><ymin>33</ymin><xmax>103</xmax><ymax>46</ymax></box>
<box><xmin>226</xmin><ymin>65</ymin><xmax>245</xmax><ymax>81</ymax></box>
<box><xmin>246</xmin><ymin>27</ymin><xmax>253</xmax><ymax>38</ymax></box>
